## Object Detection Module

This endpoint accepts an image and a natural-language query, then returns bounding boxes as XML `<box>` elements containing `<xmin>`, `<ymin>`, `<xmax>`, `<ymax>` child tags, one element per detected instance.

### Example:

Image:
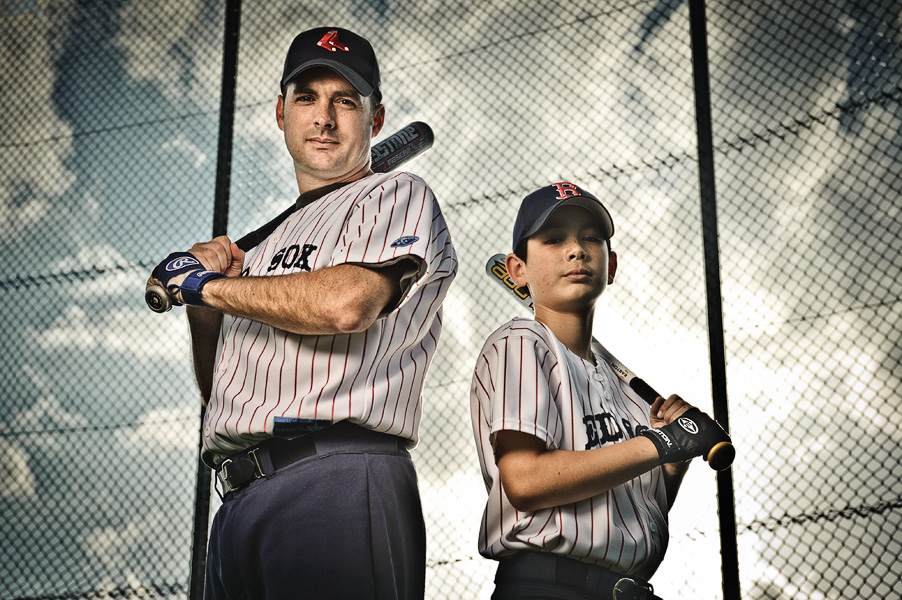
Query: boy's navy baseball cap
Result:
<box><xmin>512</xmin><ymin>182</ymin><xmax>615</xmax><ymax>251</ymax></box>
<box><xmin>281</xmin><ymin>27</ymin><xmax>381</xmax><ymax>102</ymax></box>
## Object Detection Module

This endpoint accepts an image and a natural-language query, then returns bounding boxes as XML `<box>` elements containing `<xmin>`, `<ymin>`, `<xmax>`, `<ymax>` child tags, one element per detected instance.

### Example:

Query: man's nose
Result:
<box><xmin>313</xmin><ymin>102</ymin><xmax>335</xmax><ymax>128</ymax></box>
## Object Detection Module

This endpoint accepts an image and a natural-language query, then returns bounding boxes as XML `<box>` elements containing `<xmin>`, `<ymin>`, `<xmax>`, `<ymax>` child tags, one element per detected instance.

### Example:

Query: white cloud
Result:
<box><xmin>161</xmin><ymin>134</ymin><xmax>208</xmax><ymax>169</ymax></box>
<box><xmin>37</xmin><ymin>306</ymin><xmax>99</xmax><ymax>350</ymax></box>
<box><xmin>0</xmin><ymin>438</ymin><xmax>37</xmax><ymax>500</ymax></box>
<box><xmin>115</xmin><ymin>0</ymin><xmax>217</xmax><ymax>104</ymax></box>
<box><xmin>80</xmin><ymin>510</ymin><xmax>165</xmax><ymax>572</ymax></box>
<box><xmin>0</xmin><ymin>8</ymin><xmax>75</xmax><ymax>237</ymax></box>
<box><xmin>34</xmin><ymin>303</ymin><xmax>190</xmax><ymax>360</ymax></box>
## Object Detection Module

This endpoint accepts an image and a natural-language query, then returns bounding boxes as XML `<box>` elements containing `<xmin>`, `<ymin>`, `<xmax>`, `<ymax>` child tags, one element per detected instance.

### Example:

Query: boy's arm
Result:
<box><xmin>496</xmin><ymin>394</ymin><xmax>695</xmax><ymax>512</ymax></box>
<box><xmin>648</xmin><ymin>395</ymin><xmax>693</xmax><ymax>509</ymax></box>
<box><xmin>495</xmin><ymin>431</ymin><xmax>661</xmax><ymax>512</ymax></box>
<box><xmin>661</xmin><ymin>461</ymin><xmax>691</xmax><ymax>509</ymax></box>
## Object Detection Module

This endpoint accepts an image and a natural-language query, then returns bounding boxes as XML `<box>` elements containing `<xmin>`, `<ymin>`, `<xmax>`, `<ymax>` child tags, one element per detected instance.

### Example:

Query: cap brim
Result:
<box><xmin>281</xmin><ymin>60</ymin><xmax>375</xmax><ymax>97</ymax></box>
<box><xmin>523</xmin><ymin>196</ymin><xmax>615</xmax><ymax>240</ymax></box>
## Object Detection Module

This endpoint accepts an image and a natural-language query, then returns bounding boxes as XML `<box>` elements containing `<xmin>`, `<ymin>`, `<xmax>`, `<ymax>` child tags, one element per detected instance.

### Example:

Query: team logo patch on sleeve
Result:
<box><xmin>390</xmin><ymin>236</ymin><xmax>419</xmax><ymax>248</ymax></box>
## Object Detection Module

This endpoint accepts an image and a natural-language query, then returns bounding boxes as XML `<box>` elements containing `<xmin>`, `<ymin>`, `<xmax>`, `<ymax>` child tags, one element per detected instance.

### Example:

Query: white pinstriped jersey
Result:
<box><xmin>470</xmin><ymin>318</ymin><xmax>669</xmax><ymax>580</ymax></box>
<box><xmin>202</xmin><ymin>171</ymin><xmax>457</xmax><ymax>465</ymax></box>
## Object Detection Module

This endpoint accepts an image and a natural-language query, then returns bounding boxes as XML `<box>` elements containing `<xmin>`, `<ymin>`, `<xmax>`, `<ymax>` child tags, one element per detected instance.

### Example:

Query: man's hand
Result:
<box><xmin>148</xmin><ymin>237</ymin><xmax>243</xmax><ymax>307</ymax></box>
<box><xmin>188</xmin><ymin>236</ymin><xmax>245</xmax><ymax>277</ymax></box>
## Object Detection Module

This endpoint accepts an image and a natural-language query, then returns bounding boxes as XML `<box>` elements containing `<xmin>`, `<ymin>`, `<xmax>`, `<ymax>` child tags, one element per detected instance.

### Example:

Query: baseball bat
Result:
<box><xmin>485</xmin><ymin>253</ymin><xmax>735</xmax><ymax>471</ymax></box>
<box><xmin>145</xmin><ymin>122</ymin><xmax>435</xmax><ymax>313</ymax></box>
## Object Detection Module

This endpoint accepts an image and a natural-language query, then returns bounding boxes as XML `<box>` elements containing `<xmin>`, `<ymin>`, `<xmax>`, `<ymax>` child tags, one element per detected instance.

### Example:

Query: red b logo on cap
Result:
<box><xmin>317</xmin><ymin>30</ymin><xmax>349</xmax><ymax>52</ymax></box>
<box><xmin>552</xmin><ymin>182</ymin><xmax>579</xmax><ymax>199</ymax></box>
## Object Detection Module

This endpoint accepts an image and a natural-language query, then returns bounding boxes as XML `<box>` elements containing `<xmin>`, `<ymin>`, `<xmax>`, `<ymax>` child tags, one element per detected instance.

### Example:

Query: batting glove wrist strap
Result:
<box><xmin>640</xmin><ymin>407</ymin><xmax>731</xmax><ymax>465</ymax></box>
<box><xmin>178</xmin><ymin>270</ymin><xmax>225</xmax><ymax>306</ymax></box>
<box><xmin>150</xmin><ymin>252</ymin><xmax>224</xmax><ymax>307</ymax></box>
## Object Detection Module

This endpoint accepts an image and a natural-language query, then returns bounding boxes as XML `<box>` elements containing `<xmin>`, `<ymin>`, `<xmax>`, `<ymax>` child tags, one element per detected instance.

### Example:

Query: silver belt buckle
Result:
<box><xmin>218</xmin><ymin>448</ymin><xmax>266</xmax><ymax>493</ymax></box>
<box><xmin>614</xmin><ymin>577</ymin><xmax>655</xmax><ymax>600</ymax></box>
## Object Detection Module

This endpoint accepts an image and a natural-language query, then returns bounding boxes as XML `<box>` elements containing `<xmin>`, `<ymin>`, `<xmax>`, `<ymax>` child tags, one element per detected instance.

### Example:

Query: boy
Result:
<box><xmin>470</xmin><ymin>182</ymin><xmax>729</xmax><ymax>600</ymax></box>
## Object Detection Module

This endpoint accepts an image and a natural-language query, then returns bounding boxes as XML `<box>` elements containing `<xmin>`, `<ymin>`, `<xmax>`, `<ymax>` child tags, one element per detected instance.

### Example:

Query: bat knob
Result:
<box><xmin>706</xmin><ymin>440</ymin><xmax>736</xmax><ymax>471</ymax></box>
<box><xmin>145</xmin><ymin>284</ymin><xmax>172</xmax><ymax>313</ymax></box>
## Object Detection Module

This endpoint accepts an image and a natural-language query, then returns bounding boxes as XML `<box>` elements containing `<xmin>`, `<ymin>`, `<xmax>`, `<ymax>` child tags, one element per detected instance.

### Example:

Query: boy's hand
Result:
<box><xmin>641</xmin><ymin>398</ymin><xmax>731</xmax><ymax>465</ymax></box>
<box><xmin>648</xmin><ymin>394</ymin><xmax>691</xmax><ymax>428</ymax></box>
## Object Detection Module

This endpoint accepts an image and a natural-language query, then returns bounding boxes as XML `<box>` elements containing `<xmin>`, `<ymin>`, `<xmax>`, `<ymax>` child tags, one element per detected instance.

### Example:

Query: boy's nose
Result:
<box><xmin>568</xmin><ymin>242</ymin><xmax>588</xmax><ymax>259</ymax></box>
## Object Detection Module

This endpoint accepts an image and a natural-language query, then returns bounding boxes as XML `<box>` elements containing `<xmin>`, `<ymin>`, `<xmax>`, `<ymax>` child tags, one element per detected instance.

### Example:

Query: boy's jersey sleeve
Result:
<box><xmin>472</xmin><ymin>325</ymin><xmax>562</xmax><ymax>449</ymax></box>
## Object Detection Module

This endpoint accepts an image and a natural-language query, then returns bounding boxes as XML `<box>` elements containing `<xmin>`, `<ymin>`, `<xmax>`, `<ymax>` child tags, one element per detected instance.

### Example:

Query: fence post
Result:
<box><xmin>686</xmin><ymin>1</ymin><xmax>741</xmax><ymax>598</ymax></box>
<box><xmin>189</xmin><ymin>0</ymin><xmax>242</xmax><ymax>598</ymax></box>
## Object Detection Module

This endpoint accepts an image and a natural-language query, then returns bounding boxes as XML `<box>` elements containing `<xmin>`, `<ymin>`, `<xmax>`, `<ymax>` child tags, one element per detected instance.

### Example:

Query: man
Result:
<box><xmin>149</xmin><ymin>27</ymin><xmax>457</xmax><ymax>599</ymax></box>
<box><xmin>469</xmin><ymin>183</ymin><xmax>729</xmax><ymax>599</ymax></box>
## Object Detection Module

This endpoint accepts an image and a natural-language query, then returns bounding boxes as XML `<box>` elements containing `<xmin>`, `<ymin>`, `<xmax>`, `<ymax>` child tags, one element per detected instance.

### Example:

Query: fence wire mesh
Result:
<box><xmin>1</xmin><ymin>1</ymin><xmax>899</xmax><ymax>599</ymax></box>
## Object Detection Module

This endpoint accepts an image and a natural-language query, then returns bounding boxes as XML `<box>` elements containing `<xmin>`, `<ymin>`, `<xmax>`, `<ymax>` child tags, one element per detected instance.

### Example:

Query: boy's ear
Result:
<box><xmin>506</xmin><ymin>253</ymin><xmax>528</xmax><ymax>287</ymax></box>
<box><xmin>608</xmin><ymin>250</ymin><xmax>618</xmax><ymax>284</ymax></box>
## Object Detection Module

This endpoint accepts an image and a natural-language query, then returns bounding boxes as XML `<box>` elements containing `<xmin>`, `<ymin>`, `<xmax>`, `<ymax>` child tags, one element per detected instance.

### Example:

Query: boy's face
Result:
<box><xmin>508</xmin><ymin>205</ymin><xmax>617</xmax><ymax>314</ymax></box>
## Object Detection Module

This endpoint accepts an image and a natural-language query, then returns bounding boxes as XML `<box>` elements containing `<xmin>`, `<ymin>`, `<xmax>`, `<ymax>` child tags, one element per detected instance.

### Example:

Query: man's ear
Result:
<box><xmin>276</xmin><ymin>95</ymin><xmax>285</xmax><ymax>131</ymax></box>
<box><xmin>608</xmin><ymin>250</ymin><xmax>618</xmax><ymax>284</ymax></box>
<box><xmin>371</xmin><ymin>104</ymin><xmax>385</xmax><ymax>138</ymax></box>
<box><xmin>506</xmin><ymin>253</ymin><xmax>528</xmax><ymax>288</ymax></box>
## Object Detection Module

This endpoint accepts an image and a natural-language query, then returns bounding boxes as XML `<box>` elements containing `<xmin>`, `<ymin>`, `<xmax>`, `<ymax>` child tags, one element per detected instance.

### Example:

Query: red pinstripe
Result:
<box><xmin>470</xmin><ymin>318</ymin><xmax>669</xmax><ymax>579</ymax></box>
<box><xmin>203</xmin><ymin>171</ymin><xmax>456</xmax><ymax>465</ymax></box>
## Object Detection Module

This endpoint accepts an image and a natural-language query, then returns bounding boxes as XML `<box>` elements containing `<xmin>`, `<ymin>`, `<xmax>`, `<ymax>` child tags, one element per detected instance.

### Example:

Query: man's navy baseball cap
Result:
<box><xmin>512</xmin><ymin>182</ymin><xmax>615</xmax><ymax>251</ymax></box>
<box><xmin>280</xmin><ymin>27</ymin><xmax>381</xmax><ymax>102</ymax></box>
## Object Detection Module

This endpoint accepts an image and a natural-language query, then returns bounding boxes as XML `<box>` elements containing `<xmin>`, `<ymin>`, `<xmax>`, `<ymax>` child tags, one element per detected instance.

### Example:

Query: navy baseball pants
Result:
<box><xmin>204</xmin><ymin>423</ymin><xmax>426</xmax><ymax>600</ymax></box>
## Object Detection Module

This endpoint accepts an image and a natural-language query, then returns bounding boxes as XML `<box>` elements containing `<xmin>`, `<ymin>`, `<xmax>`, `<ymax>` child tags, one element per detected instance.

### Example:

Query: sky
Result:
<box><xmin>1</xmin><ymin>0</ymin><xmax>900</xmax><ymax>598</ymax></box>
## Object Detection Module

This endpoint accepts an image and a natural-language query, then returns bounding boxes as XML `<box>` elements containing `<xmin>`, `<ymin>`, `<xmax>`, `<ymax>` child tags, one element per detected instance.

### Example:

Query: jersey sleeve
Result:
<box><xmin>472</xmin><ymin>329</ymin><xmax>562</xmax><ymax>449</ymax></box>
<box><xmin>330</xmin><ymin>173</ymin><xmax>456</xmax><ymax>311</ymax></box>
<box><xmin>331</xmin><ymin>174</ymin><xmax>444</xmax><ymax>268</ymax></box>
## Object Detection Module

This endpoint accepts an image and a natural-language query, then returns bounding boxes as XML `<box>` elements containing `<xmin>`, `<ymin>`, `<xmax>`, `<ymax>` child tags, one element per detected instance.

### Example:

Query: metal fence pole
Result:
<box><xmin>188</xmin><ymin>0</ymin><xmax>242</xmax><ymax>598</ymax></box>
<box><xmin>686</xmin><ymin>1</ymin><xmax>741</xmax><ymax>598</ymax></box>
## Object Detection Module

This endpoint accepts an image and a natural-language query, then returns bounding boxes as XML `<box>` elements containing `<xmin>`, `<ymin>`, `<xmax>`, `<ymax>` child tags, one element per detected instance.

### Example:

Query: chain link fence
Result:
<box><xmin>1</xmin><ymin>0</ymin><xmax>899</xmax><ymax>598</ymax></box>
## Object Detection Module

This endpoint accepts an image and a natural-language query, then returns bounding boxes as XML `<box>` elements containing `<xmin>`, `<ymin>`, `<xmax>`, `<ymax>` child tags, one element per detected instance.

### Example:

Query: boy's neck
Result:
<box><xmin>534</xmin><ymin>308</ymin><xmax>595</xmax><ymax>362</ymax></box>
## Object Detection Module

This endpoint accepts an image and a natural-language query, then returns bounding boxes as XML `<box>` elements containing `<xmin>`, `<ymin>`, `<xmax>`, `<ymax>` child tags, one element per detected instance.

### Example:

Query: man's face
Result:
<box><xmin>513</xmin><ymin>205</ymin><xmax>615</xmax><ymax>314</ymax></box>
<box><xmin>277</xmin><ymin>67</ymin><xmax>384</xmax><ymax>186</ymax></box>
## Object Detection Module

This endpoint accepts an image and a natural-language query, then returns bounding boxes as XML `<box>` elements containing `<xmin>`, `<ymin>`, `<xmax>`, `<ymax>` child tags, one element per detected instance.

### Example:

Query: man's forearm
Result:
<box><xmin>186</xmin><ymin>306</ymin><xmax>223</xmax><ymax>405</ymax></box>
<box><xmin>200</xmin><ymin>263</ymin><xmax>399</xmax><ymax>336</ymax></box>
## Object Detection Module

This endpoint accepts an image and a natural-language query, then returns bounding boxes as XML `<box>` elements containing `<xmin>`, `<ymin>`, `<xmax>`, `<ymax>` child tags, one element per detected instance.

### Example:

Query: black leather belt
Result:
<box><xmin>495</xmin><ymin>552</ymin><xmax>661</xmax><ymax>600</ymax></box>
<box><xmin>215</xmin><ymin>434</ymin><xmax>318</xmax><ymax>494</ymax></box>
<box><xmin>213</xmin><ymin>421</ymin><xmax>408</xmax><ymax>495</ymax></box>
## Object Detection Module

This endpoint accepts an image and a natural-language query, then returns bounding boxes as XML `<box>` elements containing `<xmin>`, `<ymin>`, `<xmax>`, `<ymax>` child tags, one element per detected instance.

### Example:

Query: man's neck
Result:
<box><xmin>295</xmin><ymin>166</ymin><xmax>373</xmax><ymax>197</ymax></box>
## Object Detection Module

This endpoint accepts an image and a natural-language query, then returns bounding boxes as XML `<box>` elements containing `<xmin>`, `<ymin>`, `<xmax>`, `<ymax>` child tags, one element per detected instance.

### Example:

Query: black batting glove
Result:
<box><xmin>640</xmin><ymin>407</ymin><xmax>731</xmax><ymax>465</ymax></box>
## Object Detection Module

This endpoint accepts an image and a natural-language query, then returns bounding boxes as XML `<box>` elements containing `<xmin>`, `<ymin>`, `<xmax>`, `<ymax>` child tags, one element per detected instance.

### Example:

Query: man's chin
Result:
<box><xmin>301</xmin><ymin>159</ymin><xmax>368</xmax><ymax>183</ymax></box>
